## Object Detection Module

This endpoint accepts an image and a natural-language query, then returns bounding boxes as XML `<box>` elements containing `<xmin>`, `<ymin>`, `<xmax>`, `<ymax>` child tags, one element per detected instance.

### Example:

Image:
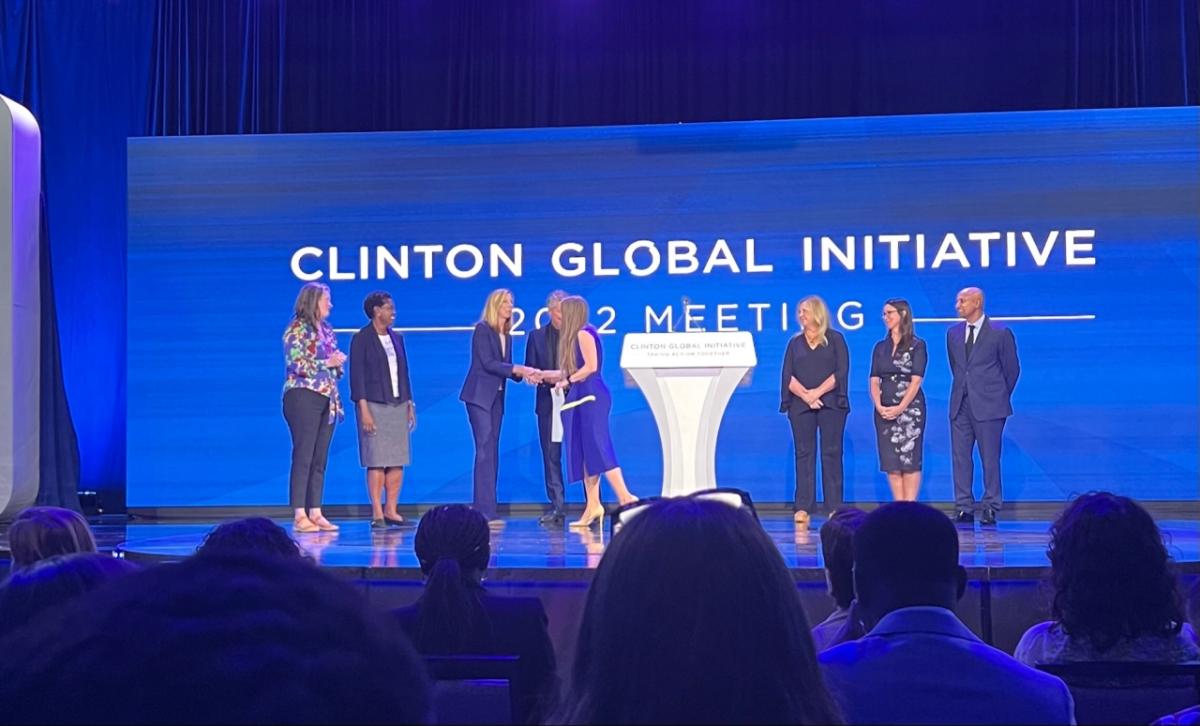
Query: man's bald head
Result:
<box><xmin>955</xmin><ymin>287</ymin><xmax>984</xmax><ymax>322</ymax></box>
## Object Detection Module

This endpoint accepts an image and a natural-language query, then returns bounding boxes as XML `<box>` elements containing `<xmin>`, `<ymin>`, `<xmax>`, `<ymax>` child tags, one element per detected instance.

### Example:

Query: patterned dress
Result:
<box><xmin>870</xmin><ymin>336</ymin><xmax>927</xmax><ymax>472</ymax></box>
<box><xmin>282</xmin><ymin>318</ymin><xmax>344</xmax><ymax>423</ymax></box>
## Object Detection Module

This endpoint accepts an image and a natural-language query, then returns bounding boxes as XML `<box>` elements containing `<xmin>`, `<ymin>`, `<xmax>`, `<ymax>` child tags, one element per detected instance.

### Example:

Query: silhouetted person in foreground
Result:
<box><xmin>0</xmin><ymin>553</ymin><xmax>137</xmax><ymax>639</ymax></box>
<box><xmin>395</xmin><ymin>504</ymin><xmax>557</xmax><ymax>724</ymax></box>
<box><xmin>820</xmin><ymin>502</ymin><xmax>1074</xmax><ymax>725</ymax></box>
<box><xmin>1015</xmin><ymin>492</ymin><xmax>1197</xmax><ymax>665</ymax></box>
<box><xmin>812</xmin><ymin>507</ymin><xmax>867</xmax><ymax>651</ymax></box>
<box><xmin>0</xmin><ymin>552</ymin><xmax>430</xmax><ymax>724</ymax></box>
<box><xmin>556</xmin><ymin>496</ymin><xmax>842</xmax><ymax>725</ymax></box>
<box><xmin>195</xmin><ymin>517</ymin><xmax>311</xmax><ymax>561</ymax></box>
<box><xmin>6</xmin><ymin>506</ymin><xmax>97</xmax><ymax>570</ymax></box>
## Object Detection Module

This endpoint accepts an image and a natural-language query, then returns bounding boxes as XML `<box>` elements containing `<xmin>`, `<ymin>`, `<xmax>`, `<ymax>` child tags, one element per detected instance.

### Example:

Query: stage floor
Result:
<box><xmin>105</xmin><ymin>513</ymin><xmax>1200</xmax><ymax>580</ymax></box>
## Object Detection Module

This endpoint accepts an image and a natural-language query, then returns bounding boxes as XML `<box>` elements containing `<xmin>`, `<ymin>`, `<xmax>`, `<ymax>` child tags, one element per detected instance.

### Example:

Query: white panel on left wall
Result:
<box><xmin>0</xmin><ymin>94</ymin><xmax>41</xmax><ymax>519</ymax></box>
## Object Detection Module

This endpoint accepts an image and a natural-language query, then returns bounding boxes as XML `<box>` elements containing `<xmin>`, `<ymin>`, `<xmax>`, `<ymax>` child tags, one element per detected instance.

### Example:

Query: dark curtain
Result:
<box><xmin>1</xmin><ymin>0</ymin><xmax>1196</xmax><ymax>510</ymax></box>
<box><xmin>148</xmin><ymin>0</ymin><xmax>1199</xmax><ymax>136</ymax></box>
<box><xmin>35</xmin><ymin>195</ymin><xmax>80</xmax><ymax>510</ymax></box>
<box><xmin>0</xmin><ymin>0</ymin><xmax>155</xmax><ymax>512</ymax></box>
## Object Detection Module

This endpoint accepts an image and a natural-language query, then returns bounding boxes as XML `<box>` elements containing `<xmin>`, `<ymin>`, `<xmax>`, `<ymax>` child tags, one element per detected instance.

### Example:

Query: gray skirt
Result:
<box><xmin>357</xmin><ymin>400</ymin><xmax>412</xmax><ymax>468</ymax></box>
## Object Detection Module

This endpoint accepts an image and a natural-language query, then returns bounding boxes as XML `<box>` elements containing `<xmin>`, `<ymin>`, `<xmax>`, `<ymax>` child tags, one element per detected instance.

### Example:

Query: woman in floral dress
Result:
<box><xmin>869</xmin><ymin>298</ymin><xmax>927</xmax><ymax>501</ymax></box>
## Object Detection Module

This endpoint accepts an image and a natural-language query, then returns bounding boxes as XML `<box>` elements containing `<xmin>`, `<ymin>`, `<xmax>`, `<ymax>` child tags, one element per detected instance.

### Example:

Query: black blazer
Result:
<box><xmin>349</xmin><ymin>324</ymin><xmax>413</xmax><ymax>405</ymax></box>
<box><xmin>459</xmin><ymin>321</ymin><xmax>518</xmax><ymax>409</ymax></box>
<box><xmin>394</xmin><ymin>591</ymin><xmax>559</xmax><ymax>724</ymax></box>
<box><xmin>523</xmin><ymin>324</ymin><xmax>560</xmax><ymax>416</ymax></box>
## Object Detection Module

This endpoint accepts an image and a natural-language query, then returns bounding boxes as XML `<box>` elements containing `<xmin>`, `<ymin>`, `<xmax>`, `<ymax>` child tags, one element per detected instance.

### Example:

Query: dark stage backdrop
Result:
<box><xmin>2</xmin><ymin>0</ymin><xmax>1197</xmax><ymax>509</ymax></box>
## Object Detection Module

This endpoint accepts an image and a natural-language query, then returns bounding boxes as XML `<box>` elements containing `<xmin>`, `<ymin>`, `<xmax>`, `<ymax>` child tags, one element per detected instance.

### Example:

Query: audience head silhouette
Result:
<box><xmin>0</xmin><ymin>552</ymin><xmax>430</xmax><ymax>724</ymax></box>
<box><xmin>7</xmin><ymin>506</ymin><xmax>97</xmax><ymax>570</ymax></box>
<box><xmin>411</xmin><ymin>504</ymin><xmax>492</xmax><ymax>653</ymax></box>
<box><xmin>820</xmin><ymin>507</ymin><xmax>867</xmax><ymax>609</ymax></box>
<box><xmin>0</xmin><ymin>553</ymin><xmax>138</xmax><ymax>639</ymax></box>
<box><xmin>196</xmin><ymin>516</ymin><xmax>310</xmax><ymax>560</ymax></box>
<box><xmin>853</xmin><ymin>502</ymin><xmax>967</xmax><ymax>625</ymax></box>
<box><xmin>559</xmin><ymin>497</ymin><xmax>842</xmax><ymax>724</ymax></box>
<box><xmin>1048</xmin><ymin>491</ymin><xmax>1184</xmax><ymax>651</ymax></box>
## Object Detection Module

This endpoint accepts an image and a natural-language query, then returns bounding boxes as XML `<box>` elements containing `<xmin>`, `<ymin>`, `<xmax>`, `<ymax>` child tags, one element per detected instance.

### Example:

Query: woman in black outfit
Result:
<box><xmin>394</xmin><ymin>505</ymin><xmax>558</xmax><ymax>724</ymax></box>
<box><xmin>780</xmin><ymin>295</ymin><xmax>850</xmax><ymax>527</ymax></box>
<box><xmin>869</xmin><ymin>298</ymin><xmax>927</xmax><ymax>501</ymax></box>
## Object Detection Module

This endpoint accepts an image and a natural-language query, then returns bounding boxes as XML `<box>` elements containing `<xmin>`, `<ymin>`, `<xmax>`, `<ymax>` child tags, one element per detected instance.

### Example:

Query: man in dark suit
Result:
<box><xmin>946</xmin><ymin>287</ymin><xmax>1020</xmax><ymax>526</ymax></box>
<box><xmin>524</xmin><ymin>290</ymin><xmax>568</xmax><ymax>524</ymax></box>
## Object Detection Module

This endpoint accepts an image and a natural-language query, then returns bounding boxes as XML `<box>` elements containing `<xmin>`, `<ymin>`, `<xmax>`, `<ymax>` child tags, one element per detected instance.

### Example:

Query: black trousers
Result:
<box><xmin>283</xmin><ymin>388</ymin><xmax>335</xmax><ymax>509</ymax></box>
<box><xmin>536</xmin><ymin>410</ymin><xmax>565</xmax><ymax>513</ymax></box>
<box><xmin>466</xmin><ymin>400</ymin><xmax>504</xmax><ymax>519</ymax></box>
<box><xmin>788</xmin><ymin>406</ymin><xmax>848</xmax><ymax>513</ymax></box>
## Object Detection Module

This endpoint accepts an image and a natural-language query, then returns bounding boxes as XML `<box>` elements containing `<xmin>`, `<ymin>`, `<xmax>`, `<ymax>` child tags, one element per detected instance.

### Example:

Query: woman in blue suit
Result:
<box><xmin>459</xmin><ymin>289</ymin><xmax>539</xmax><ymax>521</ymax></box>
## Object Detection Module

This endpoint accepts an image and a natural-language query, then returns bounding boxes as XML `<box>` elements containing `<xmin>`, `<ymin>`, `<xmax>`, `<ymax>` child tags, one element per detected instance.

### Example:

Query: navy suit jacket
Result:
<box><xmin>459</xmin><ymin>321</ymin><xmax>517</xmax><ymax>409</ymax></box>
<box><xmin>349</xmin><ymin>324</ymin><xmax>413</xmax><ymax>404</ymax></box>
<box><xmin>947</xmin><ymin>317</ymin><xmax>1020</xmax><ymax>421</ymax></box>
<box><xmin>524</xmin><ymin>325</ymin><xmax>559</xmax><ymax>416</ymax></box>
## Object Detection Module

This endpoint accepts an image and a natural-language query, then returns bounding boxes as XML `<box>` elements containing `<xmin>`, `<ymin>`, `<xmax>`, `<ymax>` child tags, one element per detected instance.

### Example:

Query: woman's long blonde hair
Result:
<box><xmin>797</xmin><ymin>295</ymin><xmax>830</xmax><ymax>347</ymax></box>
<box><xmin>479</xmin><ymin>289</ymin><xmax>514</xmax><ymax>334</ymax></box>
<box><xmin>557</xmin><ymin>296</ymin><xmax>590</xmax><ymax>379</ymax></box>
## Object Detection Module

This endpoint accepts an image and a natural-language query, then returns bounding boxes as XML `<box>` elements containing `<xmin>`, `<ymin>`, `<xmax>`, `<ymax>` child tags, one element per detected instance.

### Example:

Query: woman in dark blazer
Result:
<box><xmin>349</xmin><ymin>291</ymin><xmax>416</xmax><ymax>529</ymax></box>
<box><xmin>779</xmin><ymin>295</ymin><xmax>850</xmax><ymax>527</ymax></box>
<box><xmin>459</xmin><ymin>289</ymin><xmax>538</xmax><ymax>521</ymax></box>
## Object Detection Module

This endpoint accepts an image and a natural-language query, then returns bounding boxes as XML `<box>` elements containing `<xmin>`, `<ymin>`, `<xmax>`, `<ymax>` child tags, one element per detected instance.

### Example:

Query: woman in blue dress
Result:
<box><xmin>553</xmin><ymin>296</ymin><xmax>638</xmax><ymax>527</ymax></box>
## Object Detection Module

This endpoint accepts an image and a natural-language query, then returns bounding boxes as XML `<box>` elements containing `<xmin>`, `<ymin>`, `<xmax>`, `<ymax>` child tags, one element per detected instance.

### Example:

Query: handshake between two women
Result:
<box><xmin>516</xmin><ymin>366</ymin><xmax>568</xmax><ymax>390</ymax></box>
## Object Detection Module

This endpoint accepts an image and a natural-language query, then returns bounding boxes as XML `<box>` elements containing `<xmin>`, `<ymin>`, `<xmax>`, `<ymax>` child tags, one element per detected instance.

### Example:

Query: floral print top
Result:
<box><xmin>282</xmin><ymin>318</ymin><xmax>344</xmax><ymax>423</ymax></box>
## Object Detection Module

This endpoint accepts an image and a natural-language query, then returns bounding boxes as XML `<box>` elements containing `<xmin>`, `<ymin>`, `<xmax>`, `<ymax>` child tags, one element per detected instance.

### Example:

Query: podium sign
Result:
<box><xmin>620</xmin><ymin>332</ymin><xmax>756</xmax><ymax>496</ymax></box>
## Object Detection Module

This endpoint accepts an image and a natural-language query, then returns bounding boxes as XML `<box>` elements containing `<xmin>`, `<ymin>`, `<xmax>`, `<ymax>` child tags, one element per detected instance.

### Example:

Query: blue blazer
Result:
<box><xmin>947</xmin><ymin>317</ymin><xmax>1020</xmax><ymax>421</ymax></box>
<box><xmin>349</xmin><ymin>324</ymin><xmax>413</xmax><ymax>405</ymax></box>
<box><xmin>459</xmin><ymin>321</ymin><xmax>517</xmax><ymax>409</ymax></box>
<box><xmin>524</xmin><ymin>324</ymin><xmax>559</xmax><ymax>416</ymax></box>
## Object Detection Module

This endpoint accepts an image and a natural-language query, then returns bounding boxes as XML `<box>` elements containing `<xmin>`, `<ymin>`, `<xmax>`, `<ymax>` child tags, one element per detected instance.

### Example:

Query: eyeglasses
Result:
<box><xmin>610</xmin><ymin>487</ymin><xmax>758</xmax><ymax>536</ymax></box>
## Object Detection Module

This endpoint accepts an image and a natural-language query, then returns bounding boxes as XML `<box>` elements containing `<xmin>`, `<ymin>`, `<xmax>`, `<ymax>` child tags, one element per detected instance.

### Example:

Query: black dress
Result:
<box><xmin>870</xmin><ymin>336</ymin><xmax>927</xmax><ymax>472</ymax></box>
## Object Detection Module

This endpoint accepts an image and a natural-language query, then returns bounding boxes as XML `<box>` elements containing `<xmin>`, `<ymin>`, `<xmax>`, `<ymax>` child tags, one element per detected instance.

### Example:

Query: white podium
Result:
<box><xmin>620</xmin><ymin>332</ymin><xmax>756</xmax><ymax>497</ymax></box>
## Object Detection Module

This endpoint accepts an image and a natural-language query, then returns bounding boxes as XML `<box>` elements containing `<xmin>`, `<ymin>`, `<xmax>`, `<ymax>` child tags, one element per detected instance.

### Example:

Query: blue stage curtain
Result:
<box><xmin>0</xmin><ymin>0</ymin><xmax>155</xmax><ymax>511</ymax></box>
<box><xmin>1</xmin><ymin>0</ymin><xmax>1197</xmax><ymax>510</ymax></box>
<box><xmin>35</xmin><ymin>195</ymin><xmax>80</xmax><ymax>510</ymax></box>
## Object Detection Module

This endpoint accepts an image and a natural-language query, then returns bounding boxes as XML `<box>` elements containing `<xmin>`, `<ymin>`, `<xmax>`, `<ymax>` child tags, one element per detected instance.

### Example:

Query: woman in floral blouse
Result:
<box><xmin>283</xmin><ymin>283</ymin><xmax>346</xmax><ymax>533</ymax></box>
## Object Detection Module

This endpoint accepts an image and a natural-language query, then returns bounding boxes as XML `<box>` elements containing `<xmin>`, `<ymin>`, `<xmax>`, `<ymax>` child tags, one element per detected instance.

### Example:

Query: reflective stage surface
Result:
<box><xmin>108</xmin><ymin>513</ymin><xmax>1199</xmax><ymax>579</ymax></box>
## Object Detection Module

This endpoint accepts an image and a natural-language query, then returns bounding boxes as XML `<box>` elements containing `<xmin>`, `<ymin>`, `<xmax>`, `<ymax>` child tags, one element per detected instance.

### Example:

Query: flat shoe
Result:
<box><xmin>370</xmin><ymin>519</ymin><xmax>389</xmax><ymax>531</ymax></box>
<box><xmin>384</xmin><ymin>515</ymin><xmax>406</xmax><ymax>527</ymax></box>
<box><xmin>311</xmin><ymin>516</ymin><xmax>339</xmax><ymax>532</ymax></box>
<box><xmin>294</xmin><ymin>518</ymin><xmax>319</xmax><ymax>533</ymax></box>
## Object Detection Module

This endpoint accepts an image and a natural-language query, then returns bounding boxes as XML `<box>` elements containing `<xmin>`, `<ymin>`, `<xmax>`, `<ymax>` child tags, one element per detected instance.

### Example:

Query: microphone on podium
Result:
<box><xmin>673</xmin><ymin>295</ymin><xmax>692</xmax><ymax>332</ymax></box>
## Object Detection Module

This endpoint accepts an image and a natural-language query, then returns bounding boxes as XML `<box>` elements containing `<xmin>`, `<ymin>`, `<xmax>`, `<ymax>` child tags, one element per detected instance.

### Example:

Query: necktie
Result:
<box><xmin>966</xmin><ymin>324</ymin><xmax>977</xmax><ymax>359</ymax></box>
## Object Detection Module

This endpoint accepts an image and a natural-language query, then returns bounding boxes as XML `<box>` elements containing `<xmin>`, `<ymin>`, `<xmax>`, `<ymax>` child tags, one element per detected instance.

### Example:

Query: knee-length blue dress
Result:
<box><xmin>562</xmin><ymin>325</ymin><xmax>620</xmax><ymax>482</ymax></box>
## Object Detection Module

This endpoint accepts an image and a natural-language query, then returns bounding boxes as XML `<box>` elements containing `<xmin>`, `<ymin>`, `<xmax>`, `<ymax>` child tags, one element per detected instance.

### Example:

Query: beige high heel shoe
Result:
<box><xmin>569</xmin><ymin>506</ymin><xmax>605</xmax><ymax>528</ymax></box>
